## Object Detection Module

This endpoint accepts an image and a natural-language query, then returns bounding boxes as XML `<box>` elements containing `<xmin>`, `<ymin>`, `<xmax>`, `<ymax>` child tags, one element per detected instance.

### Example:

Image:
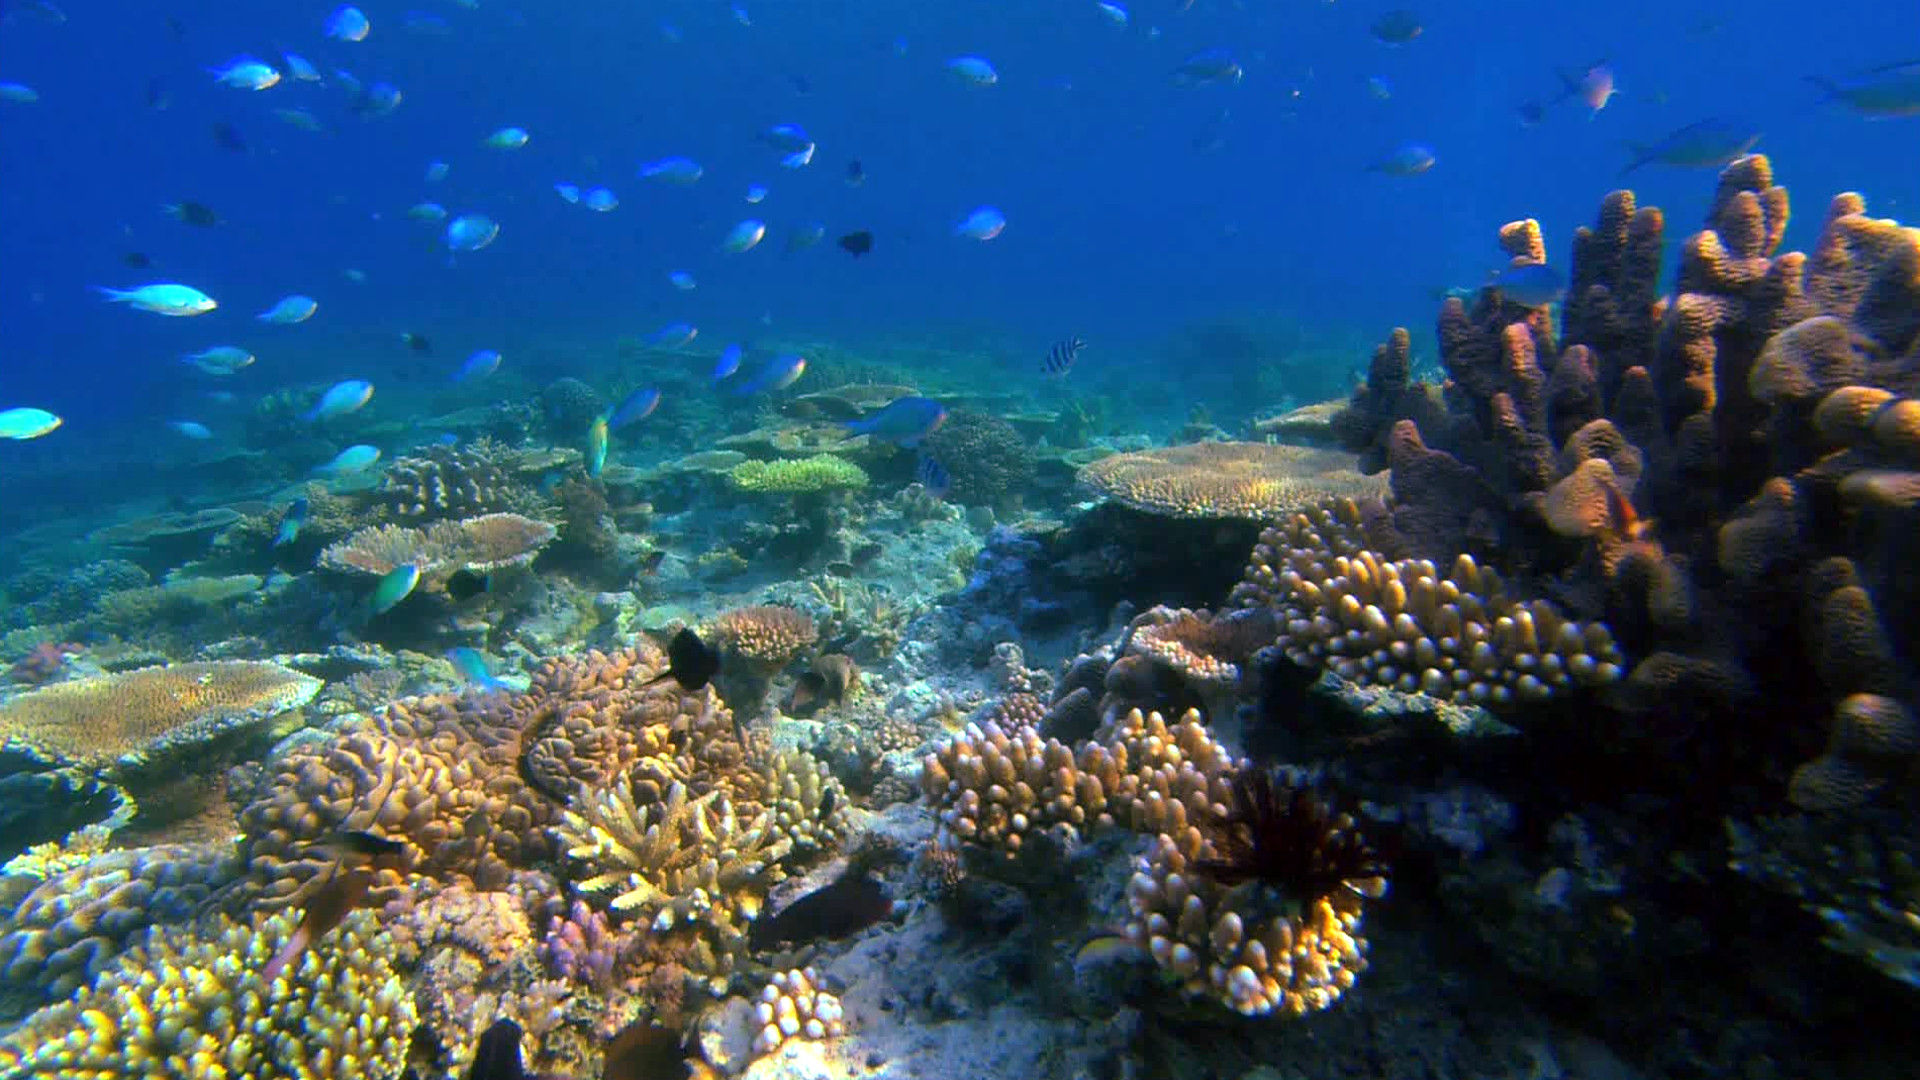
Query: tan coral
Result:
<box><xmin>749</xmin><ymin>967</ymin><xmax>846</xmax><ymax>1057</ymax></box>
<box><xmin>318</xmin><ymin>512</ymin><xmax>557</xmax><ymax>581</ymax></box>
<box><xmin>707</xmin><ymin>606</ymin><xmax>819</xmax><ymax>669</ymax></box>
<box><xmin>1077</xmin><ymin>443</ymin><xmax>1387</xmax><ymax>520</ymax></box>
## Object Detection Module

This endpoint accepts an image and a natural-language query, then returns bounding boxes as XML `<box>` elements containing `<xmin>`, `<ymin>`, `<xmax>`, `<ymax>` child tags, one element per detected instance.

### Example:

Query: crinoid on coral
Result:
<box><xmin>0</xmin><ymin>907</ymin><xmax>416</xmax><ymax>1080</ymax></box>
<box><xmin>1079</xmin><ymin>442</ymin><xmax>1388</xmax><ymax>521</ymax></box>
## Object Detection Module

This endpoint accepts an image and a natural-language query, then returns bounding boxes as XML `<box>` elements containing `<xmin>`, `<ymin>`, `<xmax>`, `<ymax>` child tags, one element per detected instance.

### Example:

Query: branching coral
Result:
<box><xmin>0</xmin><ymin>908</ymin><xmax>416</xmax><ymax>1080</ymax></box>
<box><xmin>728</xmin><ymin>455</ymin><xmax>869</xmax><ymax>494</ymax></box>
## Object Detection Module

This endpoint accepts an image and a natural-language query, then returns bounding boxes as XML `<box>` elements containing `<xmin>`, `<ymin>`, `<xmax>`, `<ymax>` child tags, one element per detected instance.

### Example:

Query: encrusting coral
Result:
<box><xmin>0</xmin><ymin>907</ymin><xmax>416</xmax><ymax>1080</ymax></box>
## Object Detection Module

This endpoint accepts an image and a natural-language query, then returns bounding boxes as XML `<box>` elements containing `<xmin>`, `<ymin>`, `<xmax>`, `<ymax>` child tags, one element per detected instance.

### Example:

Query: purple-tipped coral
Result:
<box><xmin>541</xmin><ymin>898</ymin><xmax>621</xmax><ymax>990</ymax></box>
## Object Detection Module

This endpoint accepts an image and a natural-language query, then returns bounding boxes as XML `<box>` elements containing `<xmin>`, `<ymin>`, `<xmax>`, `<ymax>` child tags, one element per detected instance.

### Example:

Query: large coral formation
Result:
<box><xmin>378</xmin><ymin>438</ymin><xmax>534</xmax><ymax>521</ymax></box>
<box><xmin>0</xmin><ymin>907</ymin><xmax>416</xmax><ymax>1080</ymax></box>
<box><xmin>922</xmin><ymin>410</ymin><xmax>1035</xmax><ymax>507</ymax></box>
<box><xmin>728</xmin><ymin>454</ymin><xmax>869</xmax><ymax>494</ymax></box>
<box><xmin>1078</xmin><ymin>442</ymin><xmax>1387</xmax><ymax>520</ymax></box>
<box><xmin>318</xmin><ymin>512</ymin><xmax>557</xmax><ymax>584</ymax></box>
<box><xmin>748</xmin><ymin>966</ymin><xmax>846</xmax><ymax>1057</ymax></box>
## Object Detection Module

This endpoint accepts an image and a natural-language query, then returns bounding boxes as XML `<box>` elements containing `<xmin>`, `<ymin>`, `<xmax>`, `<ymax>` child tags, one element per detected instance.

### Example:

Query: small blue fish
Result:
<box><xmin>1172</xmin><ymin>48</ymin><xmax>1243</xmax><ymax>87</ymax></box>
<box><xmin>712</xmin><ymin>343</ymin><xmax>744</xmax><ymax>382</ymax></box>
<box><xmin>453</xmin><ymin>349</ymin><xmax>501</xmax><ymax>382</ymax></box>
<box><xmin>745</xmin><ymin>184</ymin><xmax>769</xmax><ymax>204</ymax></box>
<box><xmin>1095</xmin><ymin>3</ymin><xmax>1127</xmax><ymax>27</ymax></box>
<box><xmin>639</xmin><ymin>156</ymin><xmax>704</xmax><ymax>184</ymax></box>
<box><xmin>271</xmin><ymin>497</ymin><xmax>309</xmax><ymax>548</ymax></box>
<box><xmin>586</xmin><ymin>415</ymin><xmax>609</xmax><ymax>477</ymax></box>
<box><xmin>445</xmin><ymin>647</ymin><xmax>507</xmax><ymax>692</ymax></box>
<box><xmin>425</xmin><ymin>160</ymin><xmax>450</xmax><ymax>183</ymax></box>
<box><xmin>916</xmin><ymin>454</ymin><xmax>951</xmax><ymax>499</ymax></box>
<box><xmin>1367</xmin><ymin>75</ymin><xmax>1393</xmax><ymax>101</ymax></box>
<box><xmin>368</xmin><ymin>563</ymin><xmax>421</xmax><ymax>616</ymax></box>
<box><xmin>408</xmin><ymin>201</ymin><xmax>448</xmax><ymax>222</ymax></box>
<box><xmin>731</xmin><ymin>4</ymin><xmax>752</xmax><ymax>26</ymax></box>
<box><xmin>780</xmin><ymin>145</ymin><xmax>815</xmax><ymax>169</ymax></box>
<box><xmin>303</xmin><ymin>379</ymin><xmax>374</xmax><ymax>422</ymax></box>
<box><xmin>209</xmin><ymin>57</ymin><xmax>281</xmax><ymax>90</ymax></box>
<box><xmin>954</xmin><ymin>206</ymin><xmax>1007</xmax><ymax>240</ymax></box>
<box><xmin>554</xmin><ymin>183</ymin><xmax>581</xmax><ymax>204</ymax></box>
<box><xmin>1809</xmin><ymin>61</ymin><xmax>1920</xmax><ymax>119</ymax></box>
<box><xmin>844</xmin><ymin>396</ymin><xmax>946</xmax><ymax>447</ymax></box>
<box><xmin>1369</xmin><ymin>142</ymin><xmax>1437</xmax><ymax>175</ymax></box>
<box><xmin>733</xmin><ymin>354</ymin><xmax>807</xmax><ymax>395</ymax></box>
<box><xmin>446</xmin><ymin>214</ymin><xmax>500</xmax><ymax>252</ymax></box>
<box><xmin>762</xmin><ymin>123</ymin><xmax>812</xmax><ymax>153</ymax></box>
<box><xmin>282</xmin><ymin>53</ymin><xmax>321</xmax><ymax>82</ymax></box>
<box><xmin>257</xmin><ymin>294</ymin><xmax>318</xmax><ymax>323</ymax></box>
<box><xmin>0</xmin><ymin>82</ymin><xmax>39</xmax><ymax>103</ymax></box>
<box><xmin>582</xmin><ymin>187</ymin><xmax>618</xmax><ymax>212</ymax></box>
<box><xmin>169</xmin><ymin>420</ymin><xmax>212</xmax><ymax>439</ymax></box>
<box><xmin>0</xmin><ymin>407</ymin><xmax>60</xmax><ymax>440</ymax></box>
<box><xmin>721</xmin><ymin>219</ymin><xmax>768</xmax><ymax>253</ymax></box>
<box><xmin>1370</xmin><ymin>9</ymin><xmax>1423</xmax><ymax>46</ymax></box>
<box><xmin>668</xmin><ymin>270</ymin><xmax>697</xmax><ymax>290</ymax></box>
<box><xmin>785</xmin><ymin>222</ymin><xmax>826</xmax><ymax>252</ymax></box>
<box><xmin>947</xmin><ymin>56</ymin><xmax>998</xmax><ymax>86</ymax></box>
<box><xmin>483</xmin><ymin>126</ymin><xmax>529</xmax><ymax>149</ymax></box>
<box><xmin>607</xmin><ymin>387</ymin><xmax>661</xmax><ymax>430</ymax></box>
<box><xmin>1620</xmin><ymin>118</ymin><xmax>1761</xmax><ymax>175</ymax></box>
<box><xmin>1490</xmin><ymin>263</ymin><xmax>1567</xmax><ymax>308</ymax></box>
<box><xmin>312</xmin><ymin>444</ymin><xmax>381</xmax><ymax>475</ymax></box>
<box><xmin>182</xmin><ymin>346</ymin><xmax>254</xmax><ymax>374</ymax></box>
<box><xmin>402</xmin><ymin>10</ymin><xmax>451</xmax><ymax>34</ymax></box>
<box><xmin>349</xmin><ymin>81</ymin><xmax>401</xmax><ymax>117</ymax></box>
<box><xmin>648</xmin><ymin>321</ymin><xmax>698</xmax><ymax>348</ymax></box>
<box><xmin>325</xmin><ymin>5</ymin><xmax>371</xmax><ymax>42</ymax></box>
<box><xmin>96</xmin><ymin>282</ymin><xmax>217</xmax><ymax>316</ymax></box>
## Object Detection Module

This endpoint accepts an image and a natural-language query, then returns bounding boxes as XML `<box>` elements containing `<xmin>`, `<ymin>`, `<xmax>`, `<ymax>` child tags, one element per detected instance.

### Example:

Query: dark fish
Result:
<box><xmin>272</xmin><ymin>497</ymin><xmax>309</xmax><ymax>548</ymax></box>
<box><xmin>144</xmin><ymin>77</ymin><xmax>171</xmax><ymax>110</ymax></box>
<box><xmin>1516</xmin><ymin>100</ymin><xmax>1546</xmax><ymax>127</ymax></box>
<box><xmin>122</xmin><ymin>251</ymin><xmax>152</xmax><ymax>269</ymax></box>
<box><xmin>467</xmin><ymin>1017</ymin><xmax>575</xmax><ymax>1080</ymax></box>
<box><xmin>639</xmin><ymin>550</ymin><xmax>667</xmax><ymax>576</ymax></box>
<box><xmin>402</xmin><ymin>332</ymin><xmax>433</xmax><ymax>354</ymax></box>
<box><xmin>1370</xmin><ymin>9</ymin><xmax>1423</xmax><ymax>45</ymax></box>
<box><xmin>837</xmin><ymin>230</ymin><xmax>873</xmax><ymax>257</ymax></box>
<box><xmin>750</xmin><ymin>867</ymin><xmax>893</xmax><ymax>950</ymax></box>
<box><xmin>1620</xmin><ymin>117</ymin><xmax>1761</xmax><ymax>175</ymax></box>
<box><xmin>166</xmin><ymin>201</ymin><xmax>219</xmax><ymax>227</ymax></box>
<box><xmin>261</xmin><ymin>865</ymin><xmax>375</xmax><ymax>983</ymax></box>
<box><xmin>1042</xmin><ymin>335</ymin><xmax>1085</xmax><ymax>376</ymax></box>
<box><xmin>446</xmin><ymin>568</ymin><xmax>492</xmax><ymax>602</ymax></box>
<box><xmin>211</xmin><ymin>121</ymin><xmax>247</xmax><ymax>152</ymax></box>
<box><xmin>336</xmin><ymin>829</ymin><xmax>407</xmax><ymax>859</ymax></box>
<box><xmin>845</xmin><ymin>159</ymin><xmax>864</xmax><ymax>186</ymax></box>
<box><xmin>642</xmin><ymin>628</ymin><xmax>721</xmax><ymax>692</ymax></box>
<box><xmin>602</xmin><ymin>1020</ymin><xmax>699</xmax><ymax>1080</ymax></box>
<box><xmin>915</xmin><ymin>454</ymin><xmax>950</xmax><ymax>499</ymax></box>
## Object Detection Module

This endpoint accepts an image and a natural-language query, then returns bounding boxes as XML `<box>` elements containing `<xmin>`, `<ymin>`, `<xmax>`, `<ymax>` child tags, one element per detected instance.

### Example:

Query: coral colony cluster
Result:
<box><xmin>0</xmin><ymin>156</ymin><xmax>1914</xmax><ymax>1077</ymax></box>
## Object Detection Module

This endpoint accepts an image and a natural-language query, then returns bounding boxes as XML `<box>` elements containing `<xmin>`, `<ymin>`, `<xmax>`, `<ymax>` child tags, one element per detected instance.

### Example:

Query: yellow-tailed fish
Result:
<box><xmin>367</xmin><ymin>563</ymin><xmax>420</xmax><ymax>615</ymax></box>
<box><xmin>586</xmin><ymin>414</ymin><xmax>609</xmax><ymax>477</ymax></box>
<box><xmin>0</xmin><ymin>407</ymin><xmax>61</xmax><ymax>439</ymax></box>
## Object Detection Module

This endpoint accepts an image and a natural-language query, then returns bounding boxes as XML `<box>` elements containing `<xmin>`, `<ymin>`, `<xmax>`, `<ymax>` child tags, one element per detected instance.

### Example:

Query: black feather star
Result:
<box><xmin>1195</xmin><ymin>767</ymin><xmax>1388</xmax><ymax>915</ymax></box>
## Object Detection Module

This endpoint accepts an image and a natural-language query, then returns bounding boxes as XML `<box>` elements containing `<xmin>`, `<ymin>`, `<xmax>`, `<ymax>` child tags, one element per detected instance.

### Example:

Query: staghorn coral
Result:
<box><xmin>0</xmin><ymin>841</ymin><xmax>239</xmax><ymax>1006</ymax></box>
<box><xmin>0</xmin><ymin>907</ymin><xmax>415</xmax><ymax>1080</ymax></box>
<box><xmin>728</xmin><ymin>454</ymin><xmax>869</xmax><ymax>494</ymax></box>
<box><xmin>1078</xmin><ymin>442</ymin><xmax>1387</xmax><ymax>520</ymax></box>
<box><xmin>377</xmin><ymin>438</ymin><xmax>535</xmax><ymax>521</ymax></box>
<box><xmin>1230</xmin><ymin>498</ymin><xmax>1623</xmax><ymax>708</ymax></box>
<box><xmin>748</xmin><ymin>967</ymin><xmax>846</xmax><ymax>1057</ymax></box>
<box><xmin>318</xmin><ymin>512</ymin><xmax>557</xmax><ymax>583</ymax></box>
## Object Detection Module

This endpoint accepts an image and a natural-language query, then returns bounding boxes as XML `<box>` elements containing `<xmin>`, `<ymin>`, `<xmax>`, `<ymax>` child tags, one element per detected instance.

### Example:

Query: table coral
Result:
<box><xmin>318</xmin><ymin>512</ymin><xmax>557</xmax><ymax>583</ymax></box>
<box><xmin>1077</xmin><ymin>442</ymin><xmax>1387</xmax><ymax>520</ymax></box>
<box><xmin>0</xmin><ymin>907</ymin><xmax>416</xmax><ymax>1080</ymax></box>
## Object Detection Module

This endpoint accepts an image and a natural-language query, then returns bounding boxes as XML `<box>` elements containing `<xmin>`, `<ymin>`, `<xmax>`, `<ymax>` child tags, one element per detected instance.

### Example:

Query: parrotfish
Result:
<box><xmin>483</xmin><ymin>125</ymin><xmax>528</xmax><ymax>149</ymax></box>
<box><xmin>312</xmin><ymin>443</ymin><xmax>381</xmax><ymax>475</ymax></box>
<box><xmin>182</xmin><ymin>345</ymin><xmax>255</xmax><ymax>374</ymax></box>
<box><xmin>1369</xmin><ymin>142</ymin><xmax>1437</xmax><ymax>175</ymax></box>
<box><xmin>954</xmin><ymin>206</ymin><xmax>1006</xmax><ymax>240</ymax></box>
<box><xmin>1620</xmin><ymin>118</ymin><xmax>1760</xmax><ymax>174</ymax></box>
<box><xmin>639</xmin><ymin>156</ymin><xmax>704</xmax><ymax>184</ymax></box>
<box><xmin>272</xmin><ymin>497</ymin><xmax>309</xmax><ymax>547</ymax></box>
<box><xmin>209</xmin><ymin>56</ymin><xmax>280</xmax><ymax>90</ymax></box>
<box><xmin>1808</xmin><ymin>61</ymin><xmax>1920</xmax><ymax>119</ymax></box>
<box><xmin>446</xmin><ymin>647</ymin><xmax>507</xmax><ymax>692</ymax></box>
<box><xmin>947</xmin><ymin>55</ymin><xmax>998</xmax><ymax>86</ymax></box>
<box><xmin>0</xmin><ymin>407</ymin><xmax>61</xmax><ymax>439</ymax></box>
<box><xmin>1171</xmin><ymin>48</ymin><xmax>1243</xmax><ymax>87</ymax></box>
<box><xmin>721</xmin><ymin>218</ymin><xmax>768</xmax><ymax>253</ymax></box>
<box><xmin>302</xmin><ymin>379</ymin><xmax>374</xmax><ymax>422</ymax></box>
<box><xmin>368</xmin><ymin>563</ymin><xmax>421</xmax><ymax>615</ymax></box>
<box><xmin>446</xmin><ymin>213</ymin><xmax>500</xmax><ymax>252</ymax></box>
<box><xmin>844</xmin><ymin>396</ymin><xmax>946</xmax><ymax>447</ymax></box>
<box><xmin>1556</xmin><ymin>62</ymin><xmax>1617</xmax><ymax>116</ymax></box>
<box><xmin>257</xmin><ymin>294</ymin><xmax>318</xmax><ymax>323</ymax></box>
<box><xmin>732</xmin><ymin>354</ymin><xmax>806</xmax><ymax>395</ymax></box>
<box><xmin>711</xmin><ymin>343</ymin><xmax>744</xmax><ymax>383</ymax></box>
<box><xmin>586</xmin><ymin>415</ymin><xmax>609</xmax><ymax>477</ymax></box>
<box><xmin>452</xmin><ymin>349</ymin><xmax>502</xmax><ymax>382</ymax></box>
<box><xmin>324</xmin><ymin>4</ymin><xmax>370</xmax><ymax>42</ymax></box>
<box><xmin>95</xmin><ymin>282</ymin><xmax>217</xmax><ymax>316</ymax></box>
<box><xmin>606</xmin><ymin>387</ymin><xmax>661</xmax><ymax>430</ymax></box>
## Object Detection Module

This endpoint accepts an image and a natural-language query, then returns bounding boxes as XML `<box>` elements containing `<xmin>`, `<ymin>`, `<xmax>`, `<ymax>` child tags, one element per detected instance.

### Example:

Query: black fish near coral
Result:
<box><xmin>837</xmin><ymin>230</ymin><xmax>873</xmax><ymax>257</ymax></box>
<box><xmin>466</xmin><ymin>1016</ymin><xmax>706</xmax><ymax>1080</ymax></box>
<box><xmin>642</xmin><ymin>627</ymin><xmax>721</xmax><ymax>692</ymax></box>
<box><xmin>749</xmin><ymin>866</ymin><xmax>894</xmax><ymax>950</ymax></box>
<box><xmin>1042</xmin><ymin>335</ymin><xmax>1085</xmax><ymax>376</ymax></box>
<box><xmin>446</xmin><ymin>568</ymin><xmax>492</xmax><ymax>602</ymax></box>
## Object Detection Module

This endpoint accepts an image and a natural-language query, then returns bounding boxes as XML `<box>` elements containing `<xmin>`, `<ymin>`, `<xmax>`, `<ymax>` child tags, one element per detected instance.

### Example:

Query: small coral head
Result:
<box><xmin>1196</xmin><ymin>767</ymin><xmax>1389</xmax><ymax>912</ymax></box>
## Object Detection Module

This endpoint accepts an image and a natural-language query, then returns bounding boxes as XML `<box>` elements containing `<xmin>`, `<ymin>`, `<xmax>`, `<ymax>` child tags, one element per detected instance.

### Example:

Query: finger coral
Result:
<box><xmin>0</xmin><ymin>907</ymin><xmax>416</xmax><ymax>1080</ymax></box>
<box><xmin>749</xmin><ymin>966</ymin><xmax>845</xmax><ymax>1057</ymax></box>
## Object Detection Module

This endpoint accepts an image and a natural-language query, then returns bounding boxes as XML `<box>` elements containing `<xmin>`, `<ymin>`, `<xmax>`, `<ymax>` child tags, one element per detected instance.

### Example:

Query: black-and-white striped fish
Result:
<box><xmin>1042</xmin><ymin>336</ymin><xmax>1085</xmax><ymax>376</ymax></box>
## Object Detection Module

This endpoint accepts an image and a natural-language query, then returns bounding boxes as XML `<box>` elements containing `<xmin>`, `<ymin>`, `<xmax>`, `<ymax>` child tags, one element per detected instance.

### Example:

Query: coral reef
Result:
<box><xmin>728</xmin><ymin>454</ymin><xmax>869</xmax><ymax>494</ymax></box>
<box><xmin>318</xmin><ymin>512</ymin><xmax>557</xmax><ymax>586</ymax></box>
<box><xmin>922</xmin><ymin>411</ymin><xmax>1035</xmax><ymax>507</ymax></box>
<box><xmin>748</xmin><ymin>966</ymin><xmax>845</xmax><ymax>1057</ymax></box>
<box><xmin>1079</xmin><ymin>442</ymin><xmax>1387</xmax><ymax>519</ymax></box>
<box><xmin>377</xmin><ymin>438</ymin><xmax>537</xmax><ymax>521</ymax></box>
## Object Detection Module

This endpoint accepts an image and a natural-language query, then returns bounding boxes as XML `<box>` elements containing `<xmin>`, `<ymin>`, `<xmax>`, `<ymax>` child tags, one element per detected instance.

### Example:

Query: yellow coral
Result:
<box><xmin>0</xmin><ymin>661</ymin><xmax>321</xmax><ymax>767</ymax></box>
<box><xmin>728</xmin><ymin>454</ymin><xmax>869</xmax><ymax>493</ymax></box>
<box><xmin>0</xmin><ymin>908</ymin><xmax>416</xmax><ymax>1080</ymax></box>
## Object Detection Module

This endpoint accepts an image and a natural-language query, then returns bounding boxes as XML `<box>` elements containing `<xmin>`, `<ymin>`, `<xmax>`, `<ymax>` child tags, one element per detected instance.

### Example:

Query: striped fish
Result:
<box><xmin>1042</xmin><ymin>335</ymin><xmax>1085</xmax><ymax>376</ymax></box>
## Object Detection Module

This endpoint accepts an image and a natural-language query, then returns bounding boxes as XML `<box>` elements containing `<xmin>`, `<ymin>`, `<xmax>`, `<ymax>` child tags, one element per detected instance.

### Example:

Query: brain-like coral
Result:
<box><xmin>378</xmin><ymin>438</ymin><xmax>535</xmax><ymax>521</ymax></box>
<box><xmin>0</xmin><ymin>908</ymin><xmax>416</xmax><ymax>1080</ymax></box>
<box><xmin>923</xmin><ymin>411</ymin><xmax>1035</xmax><ymax>506</ymax></box>
<box><xmin>1078</xmin><ymin>442</ymin><xmax>1387</xmax><ymax>520</ymax></box>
